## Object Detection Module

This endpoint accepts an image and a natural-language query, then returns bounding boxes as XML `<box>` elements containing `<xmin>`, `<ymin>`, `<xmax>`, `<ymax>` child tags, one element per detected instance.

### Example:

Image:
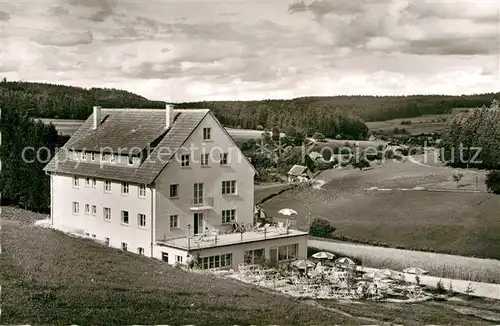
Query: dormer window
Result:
<box><xmin>80</xmin><ymin>151</ymin><xmax>86</xmax><ymax>160</ymax></box>
<box><xmin>91</xmin><ymin>152</ymin><xmax>96</xmax><ymax>162</ymax></box>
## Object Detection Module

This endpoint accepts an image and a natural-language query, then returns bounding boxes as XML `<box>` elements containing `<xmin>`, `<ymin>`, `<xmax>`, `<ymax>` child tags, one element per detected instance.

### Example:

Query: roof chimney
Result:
<box><xmin>166</xmin><ymin>104</ymin><xmax>174</xmax><ymax>129</ymax></box>
<box><xmin>92</xmin><ymin>106</ymin><xmax>102</xmax><ymax>129</ymax></box>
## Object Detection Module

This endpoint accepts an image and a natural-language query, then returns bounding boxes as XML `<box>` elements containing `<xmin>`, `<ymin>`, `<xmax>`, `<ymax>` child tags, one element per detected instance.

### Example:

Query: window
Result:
<box><xmin>193</xmin><ymin>183</ymin><xmax>203</xmax><ymax>205</ymax></box>
<box><xmin>128</xmin><ymin>155</ymin><xmax>134</xmax><ymax>165</ymax></box>
<box><xmin>85</xmin><ymin>204</ymin><xmax>90</xmax><ymax>215</ymax></box>
<box><xmin>138</xmin><ymin>213</ymin><xmax>146</xmax><ymax>228</ymax></box>
<box><xmin>110</xmin><ymin>154</ymin><xmax>117</xmax><ymax>163</ymax></box>
<box><xmin>222</xmin><ymin>180</ymin><xmax>236</xmax><ymax>195</ymax></box>
<box><xmin>181</xmin><ymin>154</ymin><xmax>190</xmax><ymax>167</ymax></box>
<box><xmin>103</xmin><ymin>207</ymin><xmax>111</xmax><ymax>221</ymax></box>
<box><xmin>201</xmin><ymin>254</ymin><xmax>232</xmax><ymax>270</ymax></box>
<box><xmin>138</xmin><ymin>247</ymin><xmax>144</xmax><ymax>255</ymax></box>
<box><xmin>92</xmin><ymin>205</ymin><xmax>96</xmax><ymax>216</ymax></box>
<box><xmin>85</xmin><ymin>232</ymin><xmax>89</xmax><ymax>236</ymax></box>
<box><xmin>201</xmin><ymin>153</ymin><xmax>209</xmax><ymax>167</ymax></box>
<box><xmin>176</xmin><ymin>255</ymin><xmax>183</xmax><ymax>263</ymax></box>
<box><xmin>85</xmin><ymin>177</ymin><xmax>90</xmax><ymax>187</ymax></box>
<box><xmin>91</xmin><ymin>234</ymin><xmax>96</xmax><ymax>238</ymax></box>
<box><xmin>72</xmin><ymin>151</ymin><xmax>78</xmax><ymax>160</ymax></box>
<box><xmin>91</xmin><ymin>152</ymin><xmax>96</xmax><ymax>162</ymax></box>
<box><xmin>80</xmin><ymin>151</ymin><xmax>86</xmax><ymax>160</ymax></box>
<box><xmin>104</xmin><ymin>180</ymin><xmax>111</xmax><ymax>192</ymax></box>
<box><xmin>104</xmin><ymin>237</ymin><xmax>110</xmax><ymax>246</ymax></box>
<box><xmin>72</xmin><ymin>202</ymin><xmax>79</xmax><ymax>214</ymax></box>
<box><xmin>121</xmin><ymin>211</ymin><xmax>129</xmax><ymax>225</ymax></box>
<box><xmin>161</xmin><ymin>252</ymin><xmax>169</xmax><ymax>263</ymax></box>
<box><xmin>271</xmin><ymin>243</ymin><xmax>298</xmax><ymax>262</ymax></box>
<box><xmin>138</xmin><ymin>184</ymin><xmax>146</xmax><ymax>197</ymax></box>
<box><xmin>73</xmin><ymin>176</ymin><xmax>79</xmax><ymax>187</ymax></box>
<box><xmin>169</xmin><ymin>215</ymin><xmax>178</xmax><ymax>229</ymax></box>
<box><xmin>121</xmin><ymin>242</ymin><xmax>128</xmax><ymax>251</ymax></box>
<box><xmin>169</xmin><ymin>184</ymin><xmax>178</xmax><ymax>198</ymax></box>
<box><xmin>203</xmin><ymin>127</ymin><xmax>211</xmax><ymax>140</ymax></box>
<box><xmin>92</xmin><ymin>178</ymin><xmax>96</xmax><ymax>187</ymax></box>
<box><xmin>220</xmin><ymin>153</ymin><xmax>228</xmax><ymax>165</ymax></box>
<box><xmin>222</xmin><ymin>209</ymin><xmax>236</xmax><ymax>224</ymax></box>
<box><xmin>121</xmin><ymin>182</ymin><xmax>129</xmax><ymax>195</ymax></box>
<box><xmin>244</xmin><ymin>248</ymin><xmax>265</xmax><ymax>264</ymax></box>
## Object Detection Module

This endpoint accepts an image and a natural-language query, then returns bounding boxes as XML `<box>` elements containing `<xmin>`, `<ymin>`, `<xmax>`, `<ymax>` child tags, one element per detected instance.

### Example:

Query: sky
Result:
<box><xmin>0</xmin><ymin>0</ymin><xmax>499</xmax><ymax>102</ymax></box>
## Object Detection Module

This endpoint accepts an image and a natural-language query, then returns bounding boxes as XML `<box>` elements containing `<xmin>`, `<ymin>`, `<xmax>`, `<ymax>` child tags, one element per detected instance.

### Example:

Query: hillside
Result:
<box><xmin>3</xmin><ymin>79</ymin><xmax>498</xmax><ymax>128</ymax></box>
<box><xmin>0</xmin><ymin>80</ymin><xmax>165</xmax><ymax>120</ymax></box>
<box><xmin>3</xmin><ymin>207</ymin><xmax>499</xmax><ymax>325</ymax></box>
<box><xmin>175</xmin><ymin>93</ymin><xmax>500</xmax><ymax>126</ymax></box>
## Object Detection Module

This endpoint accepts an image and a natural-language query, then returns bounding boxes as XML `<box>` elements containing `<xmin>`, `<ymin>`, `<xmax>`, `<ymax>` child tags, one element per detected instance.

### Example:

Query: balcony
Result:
<box><xmin>189</xmin><ymin>196</ymin><xmax>214</xmax><ymax>211</ymax></box>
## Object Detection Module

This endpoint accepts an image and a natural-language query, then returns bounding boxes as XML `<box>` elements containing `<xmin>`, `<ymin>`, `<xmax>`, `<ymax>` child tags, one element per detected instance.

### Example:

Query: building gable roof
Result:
<box><xmin>44</xmin><ymin>108</ymin><xmax>212</xmax><ymax>184</ymax></box>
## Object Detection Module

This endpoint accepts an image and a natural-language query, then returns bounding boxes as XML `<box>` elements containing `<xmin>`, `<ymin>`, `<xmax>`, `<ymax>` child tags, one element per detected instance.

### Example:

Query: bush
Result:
<box><xmin>310</xmin><ymin>218</ymin><xmax>336</xmax><ymax>238</ymax></box>
<box><xmin>312</xmin><ymin>132</ymin><xmax>325</xmax><ymax>142</ymax></box>
<box><xmin>485</xmin><ymin>170</ymin><xmax>500</xmax><ymax>194</ymax></box>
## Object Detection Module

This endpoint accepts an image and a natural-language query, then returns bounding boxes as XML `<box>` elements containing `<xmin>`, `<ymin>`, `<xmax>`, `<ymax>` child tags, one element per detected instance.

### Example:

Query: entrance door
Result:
<box><xmin>193</xmin><ymin>183</ymin><xmax>204</xmax><ymax>205</ymax></box>
<box><xmin>193</xmin><ymin>212</ymin><xmax>204</xmax><ymax>235</ymax></box>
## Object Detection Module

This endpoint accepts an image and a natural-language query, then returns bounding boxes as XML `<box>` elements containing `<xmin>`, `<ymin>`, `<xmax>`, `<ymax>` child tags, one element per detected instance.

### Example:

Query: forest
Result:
<box><xmin>0</xmin><ymin>107</ymin><xmax>61</xmax><ymax>212</ymax></box>
<box><xmin>2</xmin><ymin>80</ymin><xmax>499</xmax><ymax>137</ymax></box>
<box><xmin>440</xmin><ymin>99</ymin><xmax>500</xmax><ymax>171</ymax></box>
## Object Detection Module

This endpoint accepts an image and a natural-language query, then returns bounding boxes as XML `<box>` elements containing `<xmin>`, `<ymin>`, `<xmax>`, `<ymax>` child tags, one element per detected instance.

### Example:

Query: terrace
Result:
<box><xmin>156</xmin><ymin>226</ymin><xmax>308</xmax><ymax>250</ymax></box>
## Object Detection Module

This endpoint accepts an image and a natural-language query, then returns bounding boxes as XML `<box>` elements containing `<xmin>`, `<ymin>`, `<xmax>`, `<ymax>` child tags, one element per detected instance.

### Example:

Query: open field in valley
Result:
<box><xmin>3</xmin><ymin>207</ymin><xmax>500</xmax><ymax>325</ymax></box>
<box><xmin>365</xmin><ymin>108</ymin><xmax>472</xmax><ymax>134</ymax></box>
<box><xmin>260</xmin><ymin>151</ymin><xmax>500</xmax><ymax>262</ymax></box>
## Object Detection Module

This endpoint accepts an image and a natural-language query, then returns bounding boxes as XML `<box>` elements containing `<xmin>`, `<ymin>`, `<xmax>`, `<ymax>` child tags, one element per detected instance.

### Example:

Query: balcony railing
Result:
<box><xmin>189</xmin><ymin>196</ymin><xmax>214</xmax><ymax>210</ymax></box>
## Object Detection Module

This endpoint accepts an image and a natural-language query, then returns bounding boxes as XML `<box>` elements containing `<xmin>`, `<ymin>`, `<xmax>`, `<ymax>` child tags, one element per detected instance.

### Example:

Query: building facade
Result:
<box><xmin>44</xmin><ymin>105</ymin><xmax>308</xmax><ymax>269</ymax></box>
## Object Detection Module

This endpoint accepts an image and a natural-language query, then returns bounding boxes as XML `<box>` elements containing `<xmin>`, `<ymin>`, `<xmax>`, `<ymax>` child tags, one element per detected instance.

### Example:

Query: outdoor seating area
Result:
<box><xmin>200</xmin><ymin>255</ymin><xmax>434</xmax><ymax>302</ymax></box>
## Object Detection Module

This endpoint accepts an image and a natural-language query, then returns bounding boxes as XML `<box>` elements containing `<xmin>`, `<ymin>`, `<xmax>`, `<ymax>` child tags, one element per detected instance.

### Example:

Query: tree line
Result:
<box><xmin>0</xmin><ymin>107</ymin><xmax>61</xmax><ymax>212</ymax></box>
<box><xmin>440</xmin><ymin>100</ymin><xmax>500</xmax><ymax>194</ymax></box>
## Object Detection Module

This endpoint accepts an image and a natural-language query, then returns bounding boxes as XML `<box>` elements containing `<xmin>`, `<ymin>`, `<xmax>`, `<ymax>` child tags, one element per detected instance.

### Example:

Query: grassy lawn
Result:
<box><xmin>1</xmin><ymin>209</ymin><xmax>359</xmax><ymax>325</ymax></box>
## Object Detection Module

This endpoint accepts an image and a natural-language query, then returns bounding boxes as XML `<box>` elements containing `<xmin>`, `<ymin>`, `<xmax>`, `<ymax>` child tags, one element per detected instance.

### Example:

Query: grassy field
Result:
<box><xmin>3</xmin><ymin>207</ymin><xmax>500</xmax><ymax>325</ymax></box>
<box><xmin>260</xmin><ymin>153</ymin><xmax>500</xmax><ymax>261</ymax></box>
<box><xmin>366</xmin><ymin>108</ymin><xmax>471</xmax><ymax>134</ymax></box>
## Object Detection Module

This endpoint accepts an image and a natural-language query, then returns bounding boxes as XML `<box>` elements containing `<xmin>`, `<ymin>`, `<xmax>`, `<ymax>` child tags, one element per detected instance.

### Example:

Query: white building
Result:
<box><xmin>44</xmin><ymin>105</ymin><xmax>308</xmax><ymax>270</ymax></box>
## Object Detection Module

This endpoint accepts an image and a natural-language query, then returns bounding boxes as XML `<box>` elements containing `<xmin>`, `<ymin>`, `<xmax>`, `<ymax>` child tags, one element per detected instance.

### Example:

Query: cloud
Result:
<box><xmin>1</xmin><ymin>0</ymin><xmax>498</xmax><ymax>101</ymax></box>
<box><xmin>287</xmin><ymin>0</ymin><xmax>500</xmax><ymax>56</ymax></box>
<box><xmin>0</xmin><ymin>11</ymin><xmax>10</xmax><ymax>21</ymax></box>
<box><xmin>66</xmin><ymin>0</ymin><xmax>115</xmax><ymax>22</ymax></box>
<box><xmin>32</xmin><ymin>31</ymin><xmax>93</xmax><ymax>47</ymax></box>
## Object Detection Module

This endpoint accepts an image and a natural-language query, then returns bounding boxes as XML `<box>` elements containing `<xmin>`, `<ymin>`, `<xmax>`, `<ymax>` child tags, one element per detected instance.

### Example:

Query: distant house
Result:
<box><xmin>287</xmin><ymin>164</ymin><xmax>313</xmax><ymax>183</ymax></box>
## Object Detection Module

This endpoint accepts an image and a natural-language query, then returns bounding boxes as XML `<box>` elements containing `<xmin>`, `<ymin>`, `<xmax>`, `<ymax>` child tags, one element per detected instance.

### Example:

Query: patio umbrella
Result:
<box><xmin>291</xmin><ymin>259</ymin><xmax>315</xmax><ymax>270</ymax></box>
<box><xmin>365</xmin><ymin>271</ymin><xmax>388</xmax><ymax>279</ymax></box>
<box><xmin>403</xmin><ymin>267</ymin><xmax>428</xmax><ymax>275</ymax></box>
<box><xmin>311</xmin><ymin>252</ymin><xmax>335</xmax><ymax>260</ymax></box>
<box><xmin>335</xmin><ymin>257</ymin><xmax>356</xmax><ymax>266</ymax></box>
<box><xmin>379</xmin><ymin>269</ymin><xmax>402</xmax><ymax>279</ymax></box>
<box><xmin>278</xmin><ymin>208</ymin><xmax>298</xmax><ymax>216</ymax></box>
